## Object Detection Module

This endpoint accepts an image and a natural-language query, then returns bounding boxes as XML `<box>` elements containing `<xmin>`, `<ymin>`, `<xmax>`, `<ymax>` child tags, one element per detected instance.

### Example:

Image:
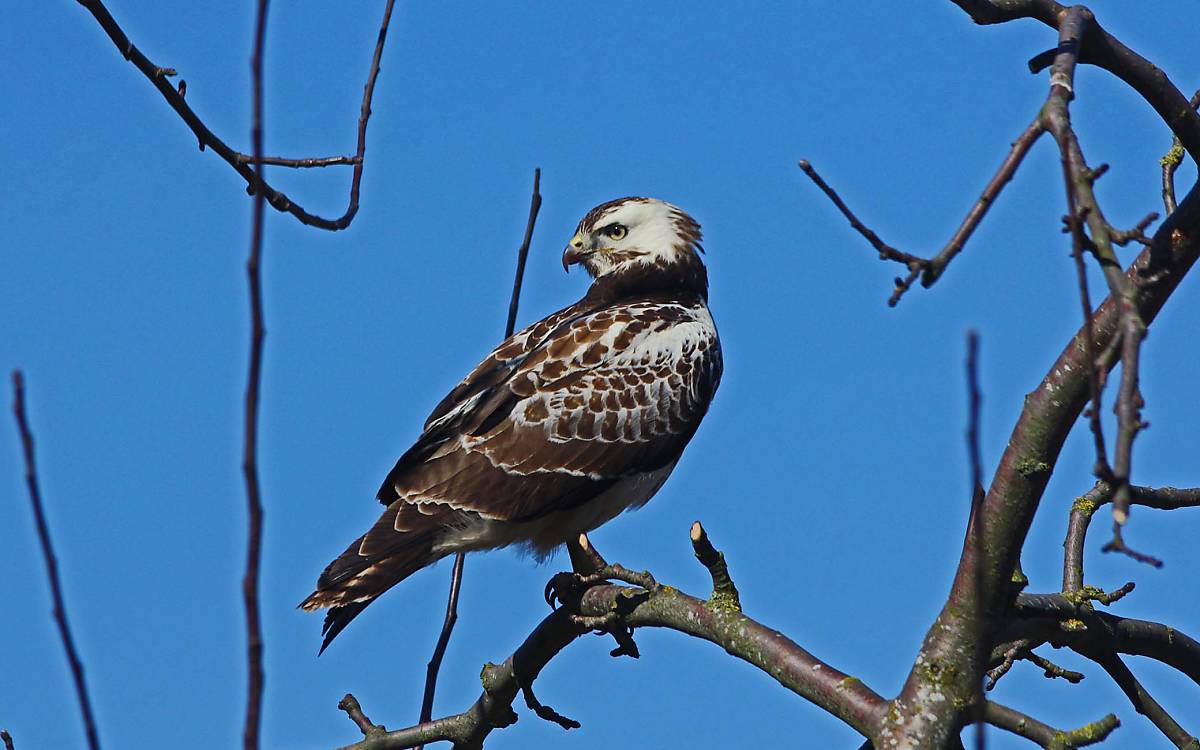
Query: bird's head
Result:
<box><xmin>562</xmin><ymin>198</ymin><xmax>704</xmax><ymax>285</ymax></box>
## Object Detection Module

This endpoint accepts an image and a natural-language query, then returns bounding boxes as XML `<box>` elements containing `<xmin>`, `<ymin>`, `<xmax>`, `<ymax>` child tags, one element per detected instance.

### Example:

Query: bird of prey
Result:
<box><xmin>301</xmin><ymin>197</ymin><xmax>722</xmax><ymax>651</ymax></box>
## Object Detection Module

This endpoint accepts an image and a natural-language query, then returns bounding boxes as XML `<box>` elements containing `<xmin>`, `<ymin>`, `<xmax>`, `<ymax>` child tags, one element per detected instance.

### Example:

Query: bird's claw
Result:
<box><xmin>544</xmin><ymin>571</ymin><xmax>587</xmax><ymax>610</ymax></box>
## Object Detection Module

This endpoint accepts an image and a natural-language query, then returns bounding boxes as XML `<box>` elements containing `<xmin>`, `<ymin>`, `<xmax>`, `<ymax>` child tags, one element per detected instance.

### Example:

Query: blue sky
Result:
<box><xmin>2</xmin><ymin>2</ymin><xmax>1198</xmax><ymax>748</ymax></box>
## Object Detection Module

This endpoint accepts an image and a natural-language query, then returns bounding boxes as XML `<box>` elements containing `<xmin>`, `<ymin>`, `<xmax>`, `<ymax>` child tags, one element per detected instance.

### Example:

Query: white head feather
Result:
<box><xmin>563</xmin><ymin>197</ymin><xmax>703</xmax><ymax>279</ymax></box>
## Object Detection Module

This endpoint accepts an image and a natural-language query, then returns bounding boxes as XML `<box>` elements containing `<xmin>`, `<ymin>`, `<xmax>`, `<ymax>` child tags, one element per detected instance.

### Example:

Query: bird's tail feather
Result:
<box><xmin>300</xmin><ymin>528</ymin><xmax>441</xmax><ymax>654</ymax></box>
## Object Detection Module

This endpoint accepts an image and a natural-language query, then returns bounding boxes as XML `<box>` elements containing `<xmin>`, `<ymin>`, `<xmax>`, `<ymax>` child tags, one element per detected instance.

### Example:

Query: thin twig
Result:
<box><xmin>954</xmin><ymin>0</ymin><xmax>1200</xmax><ymax>162</ymax></box>
<box><xmin>417</xmin><ymin>168</ymin><xmax>543</xmax><ymax>746</ymax></box>
<box><xmin>799</xmin><ymin>117</ymin><xmax>1043</xmax><ymax>305</ymax></box>
<box><xmin>241</xmin><ymin>2</ymin><xmax>269</xmax><ymax>749</ymax></box>
<box><xmin>1094</xmin><ymin>651</ymin><xmax>1198</xmax><ymax>748</ymax></box>
<box><xmin>0</xmin><ymin>730</ymin><xmax>12</xmax><ymax>750</ymax></box>
<box><xmin>985</xmin><ymin>639</ymin><xmax>1029</xmax><ymax>690</ymax></box>
<box><xmin>11</xmin><ymin>374</ymin><xmax>101</xmax><ymax>750</ymax></box>
<box><xmin>1037</xmin><ymin>5</ymin><xmax>1156</xmax><ymax>566</ymax></box>
<box><xmin>965</xmin><ymin>331</ymin><xmax>986</xmax><ymax>750</ymax></box>
<box><xmin>1044</xmin><ymin>7</ymin><xmax>1113</xmax><ymax>500</ymax></box>
<box><xmin>506</xmin><ymin>168</ymin><xmax>543</xmax><ymax>338</ymax></box>
<box><xmin>1023</xmin><ymin>651</ymin><xmax>1085</xmax><ymax>683</ymax></box>
<box><xmin>984</xmin><ymin>701</ymin><xmax>1118</xmax><ymax>749</ymax></box>
<box><xmin>74</xmin><ymin>0</ymin><xmax>396</xmax><ymax>231</ymax></box>
<box><xmin>1161</xmin><ymin>90</ymin><xmax>1200</xmax><ymax>215</ymax></box>
<box><xmin>235</xmin><ymin>154</ymin><xmax>360</xmax><ymax>168</ymax></box>
<box><xmin>415</xmin><ymin>551</ymin><xmax>462</xmax><ymax>750</ymax></box>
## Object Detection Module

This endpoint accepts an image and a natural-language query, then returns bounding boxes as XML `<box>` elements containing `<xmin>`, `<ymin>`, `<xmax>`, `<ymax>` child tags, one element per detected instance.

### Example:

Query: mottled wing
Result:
<box><xmin>303</xmin><ymin>295</ymin><xmax>721</xmax><ymax>650</ymax></box>
<box><xmin>379</xmin><ymin>296</ymin><xmax>721</xmax><ymax>525</ymax></box>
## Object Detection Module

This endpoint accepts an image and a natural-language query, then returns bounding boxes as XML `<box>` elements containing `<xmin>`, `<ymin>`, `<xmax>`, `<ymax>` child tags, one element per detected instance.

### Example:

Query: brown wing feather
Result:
<box><xmin>302</xmin><ymin>292</ymin><xmax>721</xmax><ymax>651</ymax></box>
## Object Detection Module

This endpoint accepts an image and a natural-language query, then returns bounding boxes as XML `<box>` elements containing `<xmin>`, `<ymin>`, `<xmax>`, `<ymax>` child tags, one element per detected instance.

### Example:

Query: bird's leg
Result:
<box><xmin>545</xmin><ymin>534</ymin><xmax>660</xmax><ymax>608</ymax></box>
<box><xmin>545</xmin><ymin>534</ymin><xmax>655</xmax><ymax>658</ymax></box>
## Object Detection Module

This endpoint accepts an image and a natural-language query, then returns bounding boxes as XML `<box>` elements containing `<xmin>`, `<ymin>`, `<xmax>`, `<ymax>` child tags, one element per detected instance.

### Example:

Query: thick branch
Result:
<box><xmin>1010</xmin><ymin>593</ymin><xmax>1200</xmax><ymax>686</ymax></box>
<box><xmin>10</xmin><ymin>373</ymin><xmax>102</xmax><ymax>750</ymax></box>
<box><xmin>75</xmin><ymin>0</ymin><xmax>396</xmax><ymax>231</ymax></box>
<box><xmin>886</xmin><ymin>74</ymin><xmax>1200</xmax><ymax>750</ymax></box>
<box><xmin>951</xmin><ymin>0</ymin><xmax>1200</xmax><ymax>160</ymax></box>
<box><xmin>338</xmin><ymin>534</ymin><xmax>886</xmax><ymax>749</ymax></box>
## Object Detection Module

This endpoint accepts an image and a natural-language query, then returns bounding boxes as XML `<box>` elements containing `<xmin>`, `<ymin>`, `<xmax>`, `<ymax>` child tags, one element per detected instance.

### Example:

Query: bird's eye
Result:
<box><xmin>605</xmin><ymin>223</ymin><xmax>628</xmax><ymax>240</ymax></box>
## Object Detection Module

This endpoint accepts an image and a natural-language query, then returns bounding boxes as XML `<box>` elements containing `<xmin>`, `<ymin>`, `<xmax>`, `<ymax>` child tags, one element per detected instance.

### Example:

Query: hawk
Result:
<box><xmin>301</xmin><ymin>197</ymin><xmax>722</xmax><ymax>651</ymax></box>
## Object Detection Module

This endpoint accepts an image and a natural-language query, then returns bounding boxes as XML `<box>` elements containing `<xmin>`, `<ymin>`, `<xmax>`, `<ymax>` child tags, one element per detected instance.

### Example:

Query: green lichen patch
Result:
<box><xmin>1072</xmin><ymin>495</ymin><xmax>1098</xmax><ymax>515</ymax></box>
<box><xmin>1017</xmin><ymin>458</ymin><xmax>1052</xmax><ymax>477</ymax></box>
<box><xmin>707</xmin><ymin>589</ymin><xmax>742</xmax><ymax>614</ymax></box>
<box><xmin>1161</xmin><ymin>142</ymin><xmax>1185</xmax><ymax>168</ymax></box>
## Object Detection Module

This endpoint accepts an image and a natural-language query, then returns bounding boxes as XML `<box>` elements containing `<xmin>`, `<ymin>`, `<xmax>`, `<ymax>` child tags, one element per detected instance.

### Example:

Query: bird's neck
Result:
<box><xmin>585</xmin><ymin>252</ymin><xmax>709</xmax><ymax>305</ymax></box>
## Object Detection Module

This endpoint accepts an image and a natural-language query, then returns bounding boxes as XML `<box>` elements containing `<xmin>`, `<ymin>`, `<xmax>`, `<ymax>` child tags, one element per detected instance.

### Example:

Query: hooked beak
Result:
<box><xmin>562</xmin><ymin>235</ymin><xmax>587</xmax><ymax>272</ymax></box>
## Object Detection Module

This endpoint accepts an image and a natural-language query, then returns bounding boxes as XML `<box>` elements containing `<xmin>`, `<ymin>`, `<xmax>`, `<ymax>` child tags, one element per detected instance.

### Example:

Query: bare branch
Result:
<box><xmin>986</xmin><ymin>639</ymin><xmax>1029</xmax><ymax>690</ymax></box>
<box><xmin>10</xmin><ymin>372</ymin><xmax>101</xmax><ymax>750</ymax></box>
<box><xmin>1038</xmin><ymin>9</ymin><xmax>1159</xmax><ymax>557</ymax></box>
<box><xmin>1023</xmin><ymin>650</ymin><xmax>1085</xmax><ymax>684</ymax></box>
<box><xmin>337</xmin><ymin>529</ymin><xmax>887</xmax><ymax>750</ymax></box>
<box><xmin>799</xmin><ymin>118</ymin><xmax>1043</xmax><ymax>305</ymax></box>
<box><xmin>1011</xmin><ymin>593</ymin><xmax>1200</xmax><ymax>686</ymax></box>
<box><xmin>883</xmin><ymin>28</ymin><xmax>1200</xmax><ymax>743</ymax></box>
<box><xmin>505</xmin><ymin>169</ymin><xmax>543</xmax><ymax>340</ymax></box>
<box><xmin>1</xmin><ymin>730</ymin><xmax>12</xmax><ymax>750</ymax></box>
<box><xmin>241</xmin><ymin>2</ymin><xmax>269</xmax><ymax>748</ymax></box>
<box><xmin>236</xmin><ymin>154</ymin><xmax>361</xmax><ymax>168</ymax></box>
<box><xmin>952</xmin><ymin>0</ymin><xmax>1200</xmax><ymax>161</ymax></box>
<box><xmin>984</xmin><ymin>702</ymin><xmax>1118</xmax><ymax>749</ymax></box>
<box><xmin>74</xmin><ymin>0</ymin><xmax>397</xmax><ymax>231</ymax></box>
<box><xmin>1094</xmin><ymin>652</ymin><xmax>1199</xmax><ymax>749</ymax></box>
<box><xmin>1065</xmin><ymin>481</ymin><xmax>1198</xmax><ymax>589</ymax></box>
<box><xmin>417</xmin><ymin>168</ymin><xmax>544</xmax><ymax>745</ymax></box>
<box><xmin>1063</xmin><ymin>487</ymin><xmax>1101</xmax><ymax>593</ymax></box>
<box><xmin>339</xmin><ymin>694</ymin><xmax>384</xmax><ymax>738</ymax></box>
<box><xmin>566</xmin><ymin>533</ymin><xmax>608</xmax><ymax>575</ymax></box>
<box><xmin>689</xmin><ymin>521</ymin><xmax>741</xmax><ymax>612</ymax></box>
<box><xmin>965</xmin><ymin>330</ymin><xmax>986</xmax><ymax>750</ymax></box>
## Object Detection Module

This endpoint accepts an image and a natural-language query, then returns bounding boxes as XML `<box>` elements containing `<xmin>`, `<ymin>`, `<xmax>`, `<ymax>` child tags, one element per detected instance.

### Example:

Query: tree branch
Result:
<box><xmin>879</xmin><ymin>9</ymin><xmax>1200</xmax><ymax>742</ymax></box>
<box><xmin>74</xmin><ymin>0</ymin><xmax>397</xmax><ymax>231</ymax></box>
<box><xmin>417</xmin><ymin>169</ymin><xmax>544</xmax><ymax>747</ymax></box>
<box><xmin>1160</xmin><ymin>90</ymin><xmax>1198</xmax><ymax>215</ymax></box>
<box><xmin>952</xmin><ymin>0</ymin><xmax>1200</xmax><ymax>161</ymax></box>
<box><xmin>984</xmin><ymin>701</ymin><xmax>1118</xmax><ymax>749</ymax></box>
<box><xmin>1093</xmin><ymin>652</ymin><xmax>1199</xmax><ymax>749</ymax></box>
<box><xmin>335</xmin><ymin>527</ymin><xmax>887</xmax><ymax>749</ymax></box>
<box><xmin>1064</xmin><ymin>479</ymin><xmax>1198</xmax><ymax>590</ymax></box>
<box><xmin>1010</xmin><ymin>593</ymin><xmax>1200</xmax><ymax>687</ymax></box>
<box><xmin>241</xmin><ymin>2</ymin><xmax>269</xmax><ymax>748</ymax></box>
<box><xmin>10</xmin><ymin>373</ymin><xmax>101</xmax><ymax>750</ymax></box>
<box><xmin>799</xmin><ymin>117</ymin><xmax>1044</xmax><ymax>305</ymax></box>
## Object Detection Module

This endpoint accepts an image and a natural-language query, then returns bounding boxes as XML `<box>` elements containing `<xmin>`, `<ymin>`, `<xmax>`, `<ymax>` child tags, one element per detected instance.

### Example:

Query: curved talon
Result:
<box><xmin>544</xmin><ymin>571</ymin><xmax>584</xmax><ymax>610</ymax></box>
